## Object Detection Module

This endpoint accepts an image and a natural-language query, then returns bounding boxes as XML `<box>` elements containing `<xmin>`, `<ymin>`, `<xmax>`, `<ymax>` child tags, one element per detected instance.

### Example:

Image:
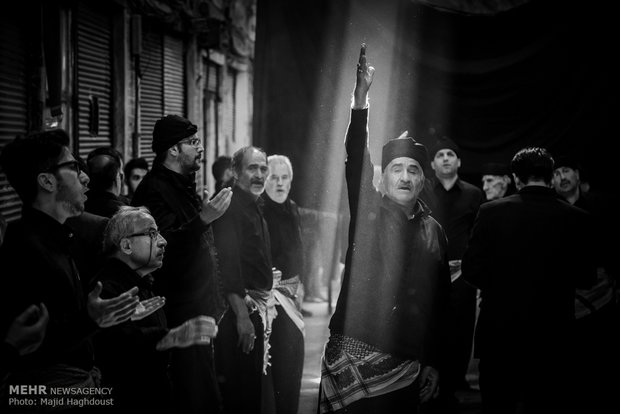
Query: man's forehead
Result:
<box><xmin>244</xmin><ymin>149</ymin><xmax>267</xmax><ymax>166</ymax></box>
<box><xmin>434</xmin><ymin>149</ymin><xmax>457</xmax><ymax>157</ymax></box>
<box><xmin>387</xmin><ymin>157</ymin><xmax>422</xmax><ymax>168</ymax></box>
<box><xmin>269</xmin><ymin>161</ymin><xmax>290</xmax><ymax>174</ymax></box>
<box><xmin>58</xmin><ymin>146</ymin><xmax>74</xmax><ymax>159</ymax></box>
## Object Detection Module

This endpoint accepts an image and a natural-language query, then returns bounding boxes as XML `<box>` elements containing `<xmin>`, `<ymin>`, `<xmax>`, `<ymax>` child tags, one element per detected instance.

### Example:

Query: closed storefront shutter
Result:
<box><xmin>0</xmin><ymin>13</ymin><xmax>28</xmax><ymax>222</ymax></box>
<box><xmin>139</xmin><ymin>31</ymin><xmax>185</xmax><ymax>167</ymax></box>
<box><xmin>75</xmin><ymin>3</ymin><xmax>113</xmax><ymax>160</ymax></box>
<box><xmin>139</xmin><ymin>30</ymin><xmax>163</xmax><ymax>166</ymax></box>
<box><xmin>163</xmin><ymin>35</ymin><xmax>185</xmax><ymax>116</ymax></box>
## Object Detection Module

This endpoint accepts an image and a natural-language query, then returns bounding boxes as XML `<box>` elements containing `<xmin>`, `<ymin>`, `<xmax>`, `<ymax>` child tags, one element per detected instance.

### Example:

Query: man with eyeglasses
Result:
<box><xmin>93</xmin><ymin>206</ymin><xmax>219</xmax><ymax>412</ymax></box>
<box><xmin>0</xmin><ymin>129</ymin><xmax>141</xmax><ymax>407</ymax></box>
<box><xmin>131</xmin><ymin>114</ymin><xmax>232</xmax><ymax>413</ymax></box>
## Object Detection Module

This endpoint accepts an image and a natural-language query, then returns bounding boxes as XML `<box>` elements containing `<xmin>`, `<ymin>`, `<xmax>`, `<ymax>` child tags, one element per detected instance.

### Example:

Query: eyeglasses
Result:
<box><xmin>177</xmin><ymin>137</ymin><xmax>202</xmax><ymax>148</ymax></box>
<box><xmin>126</xmin><ymin>228</ymin><xmax>161</xmax><ymax>240</ymax></box>
<box><xmin>48</xmin><ymin>160</ymin><xmax>82</xmax><ymax>175</ymax></box>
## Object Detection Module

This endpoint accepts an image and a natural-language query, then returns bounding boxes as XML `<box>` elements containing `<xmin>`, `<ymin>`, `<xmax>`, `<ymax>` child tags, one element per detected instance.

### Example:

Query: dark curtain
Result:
<box><xmin>254</xmin><ymin>0</ymin><xmax>618</xmax><ymax>200</ymax></box>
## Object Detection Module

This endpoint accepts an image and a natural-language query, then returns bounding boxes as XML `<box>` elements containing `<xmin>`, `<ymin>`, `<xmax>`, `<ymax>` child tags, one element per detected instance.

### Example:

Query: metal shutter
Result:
<box><xmin>0</xmin><ymin>13</ymin><xmax>27</xmax><ymax>222</ymax></box>
<box><xmin>163</xmin><ymin>35</ymin><xmax>185</xmax><ymax>116</ymax></box>
<box><xmin>139</xmin><ymin>30</ymin><xmax>163</xmax><ymax>166</ymax></box>
<box><xmin>75</xmin><ymin>3</ymin><xmax>113</xmax><ymax>160</ymax></box>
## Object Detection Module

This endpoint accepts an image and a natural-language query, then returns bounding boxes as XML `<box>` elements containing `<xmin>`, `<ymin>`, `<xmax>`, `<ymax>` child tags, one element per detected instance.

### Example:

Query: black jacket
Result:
<box><xmin>329</xmin><ymin>109</ymin><xmax>451</xmax><ymax>367</ymax></box>
<box><xmin>131</xmin><ymin>163</ymin><xmax>226</xmax><ymax>326</ymax></box>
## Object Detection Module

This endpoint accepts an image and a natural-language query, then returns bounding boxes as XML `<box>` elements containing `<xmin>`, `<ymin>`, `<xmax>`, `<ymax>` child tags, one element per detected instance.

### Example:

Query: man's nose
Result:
<box><xmin>80</xmin><ymin>171</ymin><xmax>90</xmax><ymax>186</ymax></box>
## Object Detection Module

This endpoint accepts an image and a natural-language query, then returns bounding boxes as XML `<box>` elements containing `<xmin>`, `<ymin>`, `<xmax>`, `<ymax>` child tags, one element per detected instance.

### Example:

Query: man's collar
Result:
<box><xmin>381</xmin><ymin>196</ymin><xmax>430</xmax><ymax>220</ymax></box>
<box><xmin>154</xmin><ymin>162</ymin><xmax>196</xmax><ymax>187</ymax></box>
<box><xmin>234</xmin><ymin>184</ymin><xmax>262</xmax><ymax>206</ymax></box>
<box><xmin>23</xmin><ymin>206</ymin><xmax>74</xmax><ymax>245</ymax></box>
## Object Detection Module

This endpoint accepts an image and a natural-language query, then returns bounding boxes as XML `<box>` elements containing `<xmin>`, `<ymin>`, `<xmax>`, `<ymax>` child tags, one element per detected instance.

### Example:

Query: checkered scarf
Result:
<box><xmin>319</xmin><ymin>334</ymin><xmax>420</xmax><ymax>413</ymax></box>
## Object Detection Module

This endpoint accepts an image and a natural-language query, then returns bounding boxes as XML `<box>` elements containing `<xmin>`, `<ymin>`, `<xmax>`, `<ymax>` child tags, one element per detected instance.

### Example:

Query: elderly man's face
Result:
<box><xmin>482</xmin><ymin>174</ymin><xmax>508</xmax><ymax>201</ymax></box>
<box><xmin>382</xmin><ymin>157</ymin><xmax>424</xmax><ymax>207</ymax></box>
<box><xmin>236</xmin><ymin>149</ymin><xmax>268</xmax><ymax>198</ymax></box>
<box><xmin>265</xmin><ymin>162</ymin><xmax>292</xmax><ymax>204</ymax></box>
<box><xmin>127</xmin><ymin>216</ymin><xmax>167</xmax><ymax>272</ymax></box>
<box><xmin>552</xmin><ymin>166</ymin><xmax>580</xmax><ymax>195</ymax></box>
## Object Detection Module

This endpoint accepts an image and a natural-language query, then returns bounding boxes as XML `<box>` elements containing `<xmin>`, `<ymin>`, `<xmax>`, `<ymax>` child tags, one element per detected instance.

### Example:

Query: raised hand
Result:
<box><xmin>131</xmin><ymin>296</ymin><xmax>166</xmax><ymax>321</ymax></box>
<box><xmin>353</xmin><ymin>43</ymin><xmax>375</xmax><ymax>109</ymax></box>
<box><xmin>201</xmin><ymin>187</ymin><xmax>233</xmax><ymax>224</ymax></box>
<box><xmin>87</xmin><ymin>282</ymin><xmax>139</xmax><ymax>328</ymax></box>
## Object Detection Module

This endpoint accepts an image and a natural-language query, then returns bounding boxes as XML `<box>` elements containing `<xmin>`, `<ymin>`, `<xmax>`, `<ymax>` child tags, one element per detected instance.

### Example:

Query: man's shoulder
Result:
<box><xmin>458</xmin><ymin>178</ymin><xmax>483</xmax><ymax>195</ymax></box>
<box><xmin>131</xmin><ymin>169</ymin><xmax>177</xmax><ymax>204</ymax></box>
<box><xmin>66</xmin><ymin>212</ymin><xmax>109</xmax><ymax>236</ymax></box>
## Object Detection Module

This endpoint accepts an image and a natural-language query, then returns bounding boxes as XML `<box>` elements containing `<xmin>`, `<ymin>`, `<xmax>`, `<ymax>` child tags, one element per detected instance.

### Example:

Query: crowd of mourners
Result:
<box><xmin>0</xmin><ymin>44</ymin><xmax>617</xmax><ymax>414</ymax></box>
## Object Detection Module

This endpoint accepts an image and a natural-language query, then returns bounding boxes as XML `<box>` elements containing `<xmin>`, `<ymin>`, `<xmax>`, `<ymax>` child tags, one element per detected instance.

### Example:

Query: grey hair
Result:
<box><xmin>102</xmin><ymin>206</ymin><xmax>154</xmax><ymax>254</ymax></box>
<box><xmin>267</xmin><ymin>154</ymin><xmax>293</xmax><ymax>181</ymax></box>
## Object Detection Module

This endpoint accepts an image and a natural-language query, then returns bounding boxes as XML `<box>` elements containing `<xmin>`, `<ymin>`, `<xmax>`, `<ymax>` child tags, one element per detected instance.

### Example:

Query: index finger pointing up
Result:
<box><xmin>359</xmin><ymin>43</ymin><xmax>366</xmax><ymax>65</ymax></box>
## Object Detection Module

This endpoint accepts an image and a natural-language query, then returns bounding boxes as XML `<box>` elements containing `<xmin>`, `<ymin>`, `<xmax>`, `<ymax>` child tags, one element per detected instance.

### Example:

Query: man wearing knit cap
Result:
<box><xmin>480</xmin><ymin>162</ymin><xmax>514</xmax><ymax>201</ymax></box>
<box><xmin>319</xmin><ymin>44</ymin><xmax>450</xmax><ymax>414</ymax></box>
<box><xmin>132</xmin><ymin>114</ymin><xmax>232</xmax><ymax>413</ymax></box>
<box><xmin>551</xmin><ymin>154</ymin><xmax>618</xmax><ymax>412</ymax></box>
<box><xmin>428</xmin><ymin>130</ymin><xmax>483</xmax><ymax>412</ymax></box>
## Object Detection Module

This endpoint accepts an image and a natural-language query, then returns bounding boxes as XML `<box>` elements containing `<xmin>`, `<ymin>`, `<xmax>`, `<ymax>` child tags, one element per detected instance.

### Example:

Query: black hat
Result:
<box><xmin>429</xmin><ymin>137</ymin><xmax>460</xmax><ymax>159</ymax></box>
<box><xmin>553</xmin><ymin>155</ymin><xmax>581</xmax><ymax>171</ymax></box>
<box><xmin>152</xmin><ymin>115</ymin><xmax>198</xmax><ymax>154</ymax></box>
<box><xmin>381</xmin><ymin>137</ymin><xmax>429</xmax><ymax>172</ymax></box>
<box><xmin>481</xmin><ymin>162</ymin><xmax>510</xmax><ymax>177</ymax></box>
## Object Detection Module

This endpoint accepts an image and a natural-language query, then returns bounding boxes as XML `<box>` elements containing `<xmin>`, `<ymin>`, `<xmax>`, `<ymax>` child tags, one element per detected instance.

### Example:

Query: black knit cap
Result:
<box><xmin>429</xmin><ymin>137</ymin><xmax>460</xmax><ymax>159</ymax></box>
<box><xmin>381</xmin><ymin>138</ymin><xmax>429</xmax><ymax>172</ymax></box>
<box><xmin>553</xmin><ymin>155</ymin><xmax>581</xmax><ymax>171</ymax></box>
<box><xmin>152</xmin><ymin>115</ymin><xmax>198</xmax><ymax>154</ymax></box>
<box><xmin>481</xmin><ymin>162</ymin><xmax>510</xmax><ymax>176</ymax></box>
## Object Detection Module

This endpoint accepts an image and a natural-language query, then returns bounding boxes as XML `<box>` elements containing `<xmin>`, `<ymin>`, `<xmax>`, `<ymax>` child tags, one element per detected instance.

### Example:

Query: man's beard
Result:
<box><xmin>57</xmin><ymin>181</ymin><xmax>84</xmax><ymax>217</ymax></box>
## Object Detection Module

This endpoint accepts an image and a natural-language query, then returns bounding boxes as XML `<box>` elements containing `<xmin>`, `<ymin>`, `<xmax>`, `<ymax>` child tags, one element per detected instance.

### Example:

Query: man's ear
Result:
<box><xmin>168</xmin><ymin>145</ymin><xmax>180</xmax><ymax>158</ymax></box>
<box><xmin>37</xmin><ymin>172</ymin><xmax>56</xmax><ymax>193</ymax></box>
<box><xmin>119</xmin><ymin>238</ymin><xmax>133</xmax><ymax>255</ymax></box>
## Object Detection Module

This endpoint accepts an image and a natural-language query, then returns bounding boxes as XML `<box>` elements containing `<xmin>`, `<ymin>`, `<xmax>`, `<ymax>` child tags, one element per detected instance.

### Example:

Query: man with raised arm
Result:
<box><xmin>319</xmin><ymin>45</ymin><xmax>450</xmax><ymax>413</ymax></box>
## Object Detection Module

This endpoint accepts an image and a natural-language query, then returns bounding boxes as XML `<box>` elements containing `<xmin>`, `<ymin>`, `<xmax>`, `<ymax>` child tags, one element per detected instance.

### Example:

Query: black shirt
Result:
<box><xmin>213</xmin><ymin>186</ymin><xmax>273</xmax><ymax>297</ymax></box>
<box><xmin>431</xmin><ymin>178</ymin><xmax>483</xmax><ymax>260</ymax></box>
<box><xmin>131</xmin><ymin>163</ymin><xmax>226</xmax><ymax>326</ymax></box>
<box><xmin>0</xmin><ymin>207</ymin><xmax>98</xmax><ymax>373</ymax></box>
<box><xmin>261</xmin><ymin>195</ymin><xmax>304</xmax><ymax>281</ymax></box>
